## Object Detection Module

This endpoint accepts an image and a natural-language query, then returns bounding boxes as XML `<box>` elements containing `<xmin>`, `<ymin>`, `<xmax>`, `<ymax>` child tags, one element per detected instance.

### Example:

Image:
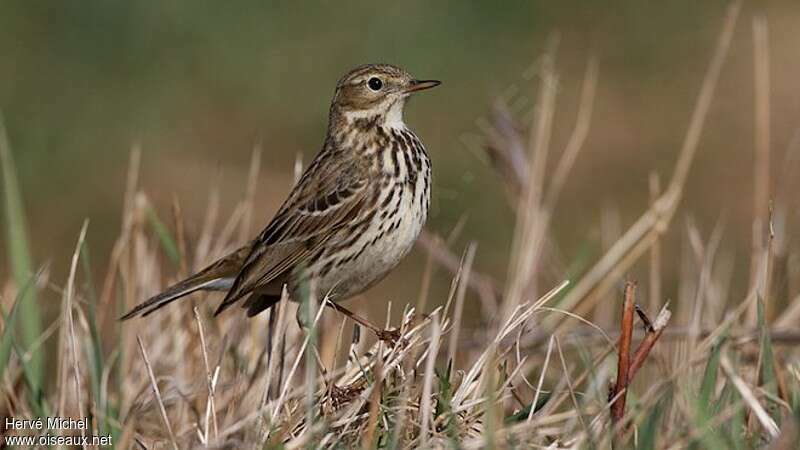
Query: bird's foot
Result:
<box><xmin>375</xmin><ymin>327</ymin><xmax>403</xmax><ymax>346</ymax></box>
<box><xmin>328</xmin><ymin>381</ymin><xmax>366</xmax><ymax>410</ymax></box>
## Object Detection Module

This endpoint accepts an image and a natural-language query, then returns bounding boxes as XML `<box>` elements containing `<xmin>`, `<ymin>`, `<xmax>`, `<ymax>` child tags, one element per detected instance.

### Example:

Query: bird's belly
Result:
<box><xmin>325</xmin><ymin>214</ymin><xmax>422</xmax><ymax>298</ymax></box>
<box><xmin>316</xmin><ymin>185</ymin><xmax>428</xmax><ymax>299</ymax></box>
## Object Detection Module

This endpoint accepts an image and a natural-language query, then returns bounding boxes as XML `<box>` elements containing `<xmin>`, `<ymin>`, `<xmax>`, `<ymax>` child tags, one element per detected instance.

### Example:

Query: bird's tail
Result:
<box><xmin>119</xmin><ymin>245</ymin><xmax>251</xmax><ymax>320</ymax></box>
<box><xmin>119</xmin><ymin>275</ymin><xmax>233</xmax><ymax>320</ymax></box>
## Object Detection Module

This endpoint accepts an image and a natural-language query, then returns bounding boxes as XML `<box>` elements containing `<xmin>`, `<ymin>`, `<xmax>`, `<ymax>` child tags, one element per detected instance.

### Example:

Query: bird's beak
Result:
<box><xmin>404</xmin><ymin>79</ymin><xmax>441</xmax><ymax>93</ymax></box>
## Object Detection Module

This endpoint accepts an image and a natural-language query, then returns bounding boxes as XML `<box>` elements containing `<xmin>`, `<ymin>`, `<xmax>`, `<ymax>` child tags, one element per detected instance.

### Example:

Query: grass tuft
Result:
<box><xmin>0</xmin><ymin>114</ymin><xmax>44</xmax><ymax>391</ymax></box>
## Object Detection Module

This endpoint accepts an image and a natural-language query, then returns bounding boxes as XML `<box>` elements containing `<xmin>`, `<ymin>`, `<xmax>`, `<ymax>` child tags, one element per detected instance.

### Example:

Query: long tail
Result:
<box><xmin>119</xmin><ymin>275</ymin><xmax>233</xmax><ymax>320</ymax></box>
<box><xmin>119</xmin><ymin>245</ymin><xmax>251</xmax><ymax>320</ymax></box>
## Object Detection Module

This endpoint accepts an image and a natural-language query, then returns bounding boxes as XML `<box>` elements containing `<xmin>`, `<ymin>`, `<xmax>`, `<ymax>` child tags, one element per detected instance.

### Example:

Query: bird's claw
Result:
<box><xmin>376</xmin><ymin>328</ymin><xmax>402</xmax><ymax>345</ymax></box>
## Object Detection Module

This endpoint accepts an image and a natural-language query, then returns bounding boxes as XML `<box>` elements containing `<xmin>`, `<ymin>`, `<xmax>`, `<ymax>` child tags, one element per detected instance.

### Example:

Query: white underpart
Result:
<box><xmin>382</xmin><ymin>98</ymin><xmax>407</xmax><ymax>128</ymax></box>
<box><xmin>342</xmin><ymin>108</ymin><xmax>374</xmax><ymax>120</ymax></box>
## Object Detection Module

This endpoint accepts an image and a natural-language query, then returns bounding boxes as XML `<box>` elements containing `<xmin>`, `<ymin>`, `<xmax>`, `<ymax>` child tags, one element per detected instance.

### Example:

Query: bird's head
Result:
<box><xmin>330</xmin><ymin>64</ymin><xmax>440</xmax><ymax>128</ymax></box>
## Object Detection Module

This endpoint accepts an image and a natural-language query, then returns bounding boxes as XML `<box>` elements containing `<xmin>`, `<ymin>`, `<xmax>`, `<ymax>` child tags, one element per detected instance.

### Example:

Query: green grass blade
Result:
<box><xmin>81</xmin><ymin>244</ymin><xmax>104</xmax><ymax>382</ymax></box>
<box><xmin>0</xmin><ymin>114</ymin><xmax>43</xmax><ymax>388</ymax></box>
<box><xmin>728</xmin><ymin>392</ymin><xmax>746</xmax><ymax>450</ymax></box>
<box><xmin>757</xmin><ymin>297</ymin><xmax>780</xmax><ymax>425</ymax></box>
<box><xmin>145</xmin><ymin>205</ymin><xmax>181</xmax><ymax>266</ymax></box>
<box><xmin>0</xmin><ymin>267</ymin><xmax>44</xmax><ymax>381</ymax></box>
<box><xmin>11</xmin><ymin>340</ymin><xmax>49</xmax><ymax>418</ymax></box>
<box><xmin>0</xmin><ymin>293</ymin><xmax>22</xmax><ymax>380</ymax></box>
<box><xmin>80</xmin><ymin>239</ymin><xmax>110</xmax><ymax>435</ymax></box>
<box><xmin>690</xmin><ymin>397</ymin><xmax>733</xmax><ymax>450</ymax></box>
<box><xmin>689</xmin><ymin>316</ymin><xmax>736</xmax><ymax>450</ymax></box>
<box><xmin>1</xmin><ymin>281</ymin><xmax>50</xmax><ymax>418</ymax></box>
<box><xmin>699</xmin><ymin>333</ymin><xmax>726</xmax><ymax>408</ymax></box>
<box><xmin>504</xmin><ymin>393</ymin><xmax>551</xmax><ymax>424</ymax></box>
<box><xmin>638</xmin><ymin>399</ymin><xmax>664</xmax><ymax>450</ymax></box>
<box><xmin>435</xmin><ymin>364</ymin><xmax>460</xmax><ymax>444</ymax></box>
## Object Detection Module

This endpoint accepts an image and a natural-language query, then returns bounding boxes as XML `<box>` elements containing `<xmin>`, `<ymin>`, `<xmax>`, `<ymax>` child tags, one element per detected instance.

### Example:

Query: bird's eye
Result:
<box><xmin>367</xmin><ymin>77</ymin><xmax>383</xmax><ymax>91</ymax></box>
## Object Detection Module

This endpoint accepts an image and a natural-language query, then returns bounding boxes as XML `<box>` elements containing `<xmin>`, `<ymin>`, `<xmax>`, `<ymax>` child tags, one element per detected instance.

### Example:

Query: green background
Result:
<box><xmin>2</xmin><ymin>1</ymin><xmax>798</xmax><ymax>316</ymax></box>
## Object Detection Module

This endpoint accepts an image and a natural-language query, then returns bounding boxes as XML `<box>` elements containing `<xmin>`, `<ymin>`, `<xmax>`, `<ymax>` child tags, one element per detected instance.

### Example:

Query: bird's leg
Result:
<box><xmin>324</xmin><ymin>301</ymin><xmax>401</xmax><ymax>344</ymax></box>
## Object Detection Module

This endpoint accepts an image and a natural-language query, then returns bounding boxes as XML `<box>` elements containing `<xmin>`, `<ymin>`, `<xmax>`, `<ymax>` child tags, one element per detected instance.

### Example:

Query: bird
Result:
<box><xmin>120</xmin><ymin>64</ymin><xmax>439</xmax><ymax>338</ymax></box>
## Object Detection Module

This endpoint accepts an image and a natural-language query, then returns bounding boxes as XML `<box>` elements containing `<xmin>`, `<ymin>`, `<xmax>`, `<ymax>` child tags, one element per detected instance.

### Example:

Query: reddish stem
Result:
<box><xmin>610</xmin><ymin>281</ymin><xmax>636</xmax><ymax>423</ymax></box>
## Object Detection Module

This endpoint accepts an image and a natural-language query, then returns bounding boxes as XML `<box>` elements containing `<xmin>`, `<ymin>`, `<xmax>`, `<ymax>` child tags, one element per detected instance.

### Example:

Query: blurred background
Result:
<box><xmin>1</xmin><ymin>0</ymin><xmax>799</xmax><ymax>320</ymax></box>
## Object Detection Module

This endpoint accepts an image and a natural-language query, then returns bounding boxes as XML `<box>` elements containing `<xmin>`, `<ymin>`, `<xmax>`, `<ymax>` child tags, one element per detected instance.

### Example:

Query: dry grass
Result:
<box><xmin>2</xmin><ymin>2</ymin><xmax>800</xmax><ymax>448</ymax></box>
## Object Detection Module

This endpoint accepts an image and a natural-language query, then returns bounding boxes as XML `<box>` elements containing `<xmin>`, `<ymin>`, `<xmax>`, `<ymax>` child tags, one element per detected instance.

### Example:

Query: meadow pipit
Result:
<box><xmin>121</xmin><ymin>64</ymin><xmax>439</xmax><ymax>337</ymax></box>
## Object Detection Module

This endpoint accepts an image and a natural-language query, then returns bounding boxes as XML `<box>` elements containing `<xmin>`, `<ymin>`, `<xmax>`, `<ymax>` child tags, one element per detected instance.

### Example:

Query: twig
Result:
<box><xmin>608</xmin><ymin>281</ymin><xmax>672</xmax><ymax>446</ymax></box>
<box><xmin>748</xmin><ymin>13</ymin><xmax>771</xmax><ymax>324</ymax></box>
<box><xmin>555</xmin><ymin>335</ymin><xmax>588</xmax><ymax>433</ymax></box>
<box><xmin>628</xmin><ymin>303</ymin><xmax>671</xmax><ymax>383</ymax></box>
<box><xmin>194</xmin><ymin>307</ymin><xmax>219</xmax><ymax>441</ymax></box>
<box><xmin>270</xmin><ymin>296</ymin><xmax>327</xmax><ymax>422</ymax></box>
<box><xmin>527</xmin><ymin>335</ymin><xmax>555</xmax><ymax>423</ymax></box>
<box><xmin>65</xmin><ymin>220</ymin><xmax>89</xmax><ymax>450</ymax></box>
<box><xmin>419</xmin><ymin>312</ymin><xmax>442</xmax><ymax>448</ymax></box>
<box><xmin>361</xmin><ymin>360</ymin><xmax>383</xmax><ymax>450</ymax></box>
<box><xmin>258</xmin><ymin>292</ymin><xmax>289</xmax><ymax>440</ymax></box>
<box><xmin>610</xmin><ymin>281</ymin><xmax>636</xmax><ymax>426</ymax></box>
<box><xmin>720</xmin><ymin>355</ymin><xmax>779</xmax><ymax>438</ymax></box>
<box><xmin>137</xmin><ymin>336</ymin><xmax>179</xmax><ymax>450</ymax></box>
<box><xmin>446</xmin><ymin>243</ymin><xmax>476</xmax><ymax>366</ymax></box>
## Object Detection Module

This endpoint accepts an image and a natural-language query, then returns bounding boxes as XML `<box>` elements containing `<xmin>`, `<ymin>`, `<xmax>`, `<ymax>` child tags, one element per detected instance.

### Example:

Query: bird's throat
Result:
<box><xmin>336</xmin><ymin>99</ymin><xmax>407</xmax><ymax>132</ymax></box>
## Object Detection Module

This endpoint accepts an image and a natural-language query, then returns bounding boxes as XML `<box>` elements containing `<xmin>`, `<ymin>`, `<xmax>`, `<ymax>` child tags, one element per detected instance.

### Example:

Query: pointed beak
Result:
<box><xmin>404</xmin><ymin>79</ymin><xmax>441</xmax><ymax>93</ymax></box>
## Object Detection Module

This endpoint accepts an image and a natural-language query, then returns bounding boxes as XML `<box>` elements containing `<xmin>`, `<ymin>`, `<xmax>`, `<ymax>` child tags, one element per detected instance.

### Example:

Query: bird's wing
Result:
<box><xmin>215</xmin><ymin>154</ymin><xmax>372</xmax><ymax>314</ymax></box>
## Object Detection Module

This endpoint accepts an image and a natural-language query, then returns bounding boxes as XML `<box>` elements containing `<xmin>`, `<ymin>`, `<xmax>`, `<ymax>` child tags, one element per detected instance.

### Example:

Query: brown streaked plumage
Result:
<box><xmin>120</xmin><ymin>64</ymin><xmax>439</xmax><ymax>323</ymax></box>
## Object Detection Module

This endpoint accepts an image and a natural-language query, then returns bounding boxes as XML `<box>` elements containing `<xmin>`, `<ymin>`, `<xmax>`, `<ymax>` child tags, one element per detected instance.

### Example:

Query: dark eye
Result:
<box><xmin>367</xmin><ymin>77</ymin><xmax>383</xmax><ymax>91</ymax></box>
